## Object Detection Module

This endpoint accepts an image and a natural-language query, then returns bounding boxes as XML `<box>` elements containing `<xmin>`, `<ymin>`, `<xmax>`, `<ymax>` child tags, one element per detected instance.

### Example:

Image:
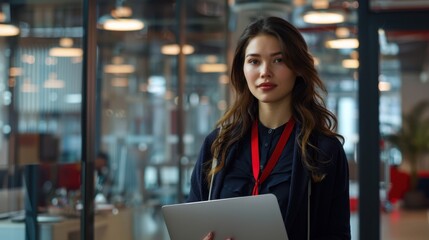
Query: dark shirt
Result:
<box><xmin>220</xmin><ymin>122</ymin><xmax>295</xmax><ymax>222</ymax></box>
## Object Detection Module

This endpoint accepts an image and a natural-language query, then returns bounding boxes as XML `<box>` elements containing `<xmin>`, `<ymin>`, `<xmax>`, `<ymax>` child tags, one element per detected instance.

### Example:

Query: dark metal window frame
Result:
<box><xmin>81</xmin><ymin>0</ymin><xmax>97</xmax><ymax>239</ymax></box>
<box><xmin>358</xmin><ymin>2</ymin><xmax>429</xmax><ymax>240</ymax></box>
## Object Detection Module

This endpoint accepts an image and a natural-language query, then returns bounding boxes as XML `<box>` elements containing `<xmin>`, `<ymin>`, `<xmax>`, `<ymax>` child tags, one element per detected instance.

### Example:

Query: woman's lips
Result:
<box><xmin>257</xmin><ymin>82</ymin><xmax>276</xmax><ymax>90</ymax></box>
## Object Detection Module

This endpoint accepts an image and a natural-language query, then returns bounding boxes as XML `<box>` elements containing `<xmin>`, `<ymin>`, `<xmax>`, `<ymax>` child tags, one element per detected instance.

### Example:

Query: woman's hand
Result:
<box><xmin>202</xmin><ymin>232</ymin><xmax>232</xmax><ymax>240</ymax></box>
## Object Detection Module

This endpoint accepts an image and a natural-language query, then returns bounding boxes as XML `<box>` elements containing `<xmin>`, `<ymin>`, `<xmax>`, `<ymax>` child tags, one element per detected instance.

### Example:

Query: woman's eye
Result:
<box><xmin>248</xmin><ymin>59</ymin><xmax>259</xmax><ymax>64</ymax></box>
<box><xmin>274</xmin><ymin>58</ymin><xmax>283</xmax><ymax>63</ymax></box>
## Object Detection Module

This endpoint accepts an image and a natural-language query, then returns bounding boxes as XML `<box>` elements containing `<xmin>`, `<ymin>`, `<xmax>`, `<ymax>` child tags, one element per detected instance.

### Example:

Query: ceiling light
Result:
<box><xmin>303</xmin><ymin>11</ymin><xmax>345</xmax><ymax>24</ymax></box>
<box><xmin>218</xmin><ymin>74</ymin><xmax>229</xmax><ymax>84</ymax></box>
<box><xmin>21</xmin><ymin>80</ymin><xmax>38</xmax><ymax>93</ymax></box>
<box><xmin>312</xmin><ymin>0</ymin><xmax>330</xmax><ymax>9</ymax></box>
<box><xmin>0</xmin><ymin>23</ymin><xmax>19</xmax><ymax>36</ymax></box>
<box><xmin>49</xmin><ymin>38</ymin><xmax>83</xmax><ymax>57</ymax></box>
<box><xmin>98</xmin><ymin>6</ymin><xmax>144</xmax><ymax>31</ymax></box>
<box><xmin>44</xmin><ymin>79</ymin><xmax>65</xmax><ymax>88</ymax></box>
<box><xmin>205</xmin><ymin>55</ymin><xmax>218</xmax><ymax>63</ymax></box>
<box><xmin>350</xmin><ymin>50</ymin><xmax>359</xmax><ymax>59</ymax></box>
<box><xmin>335</xmin><ymin>27</ymin><xmax>350</xmax><ymax>38</ymax></box>
<box><xmin>0</xmin><ymin>4</ymin><xmax>20</xmax><ymax>36</ymax></box>
<box><xmin>9</xmin><ymin>67</ymin><xmax>22</xmax><ymax>77</ymax></box>
<box><xmin>44</xmin><ymin>73</ymin><xmax>65</xmax><ymax>88</ymax></box>
<box><xmin>101</xmin><ymin>18</ymin><xmax>144</xmax><ymax>31</ymax></box>
<box><xmin>104</xmin><ymin>56</ymin><xmax>135</xmax><ymax>74</ymax></box>
<box><xmin>104</xmin><ymin>64</ymin><xmax>135</xmax><ymax>74</ymax></box>
<box><xmin>197</xmin><ymin>63</ymin><xmax>227</xmax><ymax>73</ymax></box>
<box><xmin>49</xmin><ymin>47</ymin><xmax>83</xmax><ymax>57</ymax></box>
<box><xmin>111</xmin><ymin>77</ymin><xmax>129</xmax><ymax>87</ymax></box>
<box><xmin>111</xmin><ymin>6</ymin><xmax>132</xmax><ymax>18</ymax></box>
<box><xmin>378</xmin><ymin>81</ymin><xmax>391</xmax><ymax>91</ymax></box>
<box><xmin>342</xmin><ymin>59</ymin><xmax>359</xmax><ymax>69</ymax></box>
<box><xmin>161</xmin><ymin>44</ymin><xmax>195</xmax><ymax>55</ymax></box>
<box><xmin>325</xmin><ymin>38</ymin><xmax>359</xmax><ymax>49</ymax></box>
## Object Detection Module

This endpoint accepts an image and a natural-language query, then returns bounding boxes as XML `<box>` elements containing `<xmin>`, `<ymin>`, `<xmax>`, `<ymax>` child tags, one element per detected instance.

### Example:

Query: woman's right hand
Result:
<box><xmin>202</xmin><ymin>232</ymin><xmax>232</xmax><ymax>240</ymax></box>
<box><xmin>202</xmin><ymin>232</ymin><xmax>214</xmax><ymax>240</ymax></box>
<box><xmin>203</xmin><ymin>232</ymin><xmax>233</xmax><ymax>240</ymax></box>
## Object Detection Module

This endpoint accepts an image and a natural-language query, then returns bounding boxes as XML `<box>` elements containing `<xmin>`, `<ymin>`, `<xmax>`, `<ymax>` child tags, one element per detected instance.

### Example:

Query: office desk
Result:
<box><xmin>0</xmin><ymin>208</ymin><xmax>132</xmax><ymax>240</ymax></box>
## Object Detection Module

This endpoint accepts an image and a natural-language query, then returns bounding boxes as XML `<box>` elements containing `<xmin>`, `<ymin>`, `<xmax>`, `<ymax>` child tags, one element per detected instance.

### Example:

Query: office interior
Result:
<box><xmin>0</xmin><ymin>0</ymin><xmax>429</xmax><ymax>239</ymax></box>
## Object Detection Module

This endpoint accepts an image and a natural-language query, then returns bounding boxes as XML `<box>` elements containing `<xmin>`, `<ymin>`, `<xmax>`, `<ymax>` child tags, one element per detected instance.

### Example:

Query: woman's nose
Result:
<box><xmin>260</xmin><ymin>63</ymin><xmax>272</xmax><ymax>78</ymax></box>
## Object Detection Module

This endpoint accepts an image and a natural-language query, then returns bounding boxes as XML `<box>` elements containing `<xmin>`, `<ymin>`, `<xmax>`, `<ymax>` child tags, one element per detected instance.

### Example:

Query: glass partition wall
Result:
<box><xmin>379</xmin><ymin>29</ymin><xmax>429</xmax><ymax>240</ymax></box>
<box><xmin>3</xmin><ymin>0</ymin><xmax>428</xmax><ymax>240</ymax></box>
<box><xmin>0</xmin><ymin>1</ymin><xmax>85</xmax><ymax>240</ymax></box>
<box><xmin>359</xmin><ymin>1</ymin><xmax>429</xmax><ymax>239</ymax></box>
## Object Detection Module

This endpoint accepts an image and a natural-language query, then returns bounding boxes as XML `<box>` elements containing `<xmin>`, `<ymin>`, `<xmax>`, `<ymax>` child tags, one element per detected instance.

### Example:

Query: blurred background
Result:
<box><xmin>0</xmin><ymin>0</ymin><xmax>429</xmax><ymax>239</ymax></box>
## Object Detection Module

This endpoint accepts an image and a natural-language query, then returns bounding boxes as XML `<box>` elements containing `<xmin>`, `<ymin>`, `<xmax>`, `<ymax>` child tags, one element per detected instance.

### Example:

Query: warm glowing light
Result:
<box><xmin>9</xmin><ymin>67</ymin><xmax>22</xmax><ymax>77</ymax></box>
<box><xmin>49</xmin><ymin>47</ymin><xmax>83</xmax><ymax>57</ymax></box>
<box><xmin>303</xmin><ymin>11</ymin><xmax>344</xmax><ymax>24</ymax></box>
<box><xmin>0</xmin><ymin>23</ymin><xmax>20</xmax><ymax>36</ymax></box>
<box><xmin>59</xmin><ymin>38</ymin><xmax>74</xmax><ymax>47</ymax></box>
<box><xmin>44</xmin><ymin>73</ymin><xmax>65</xmax><ymax>88</ymax></box>
<box><xmin>342</xmin><ymin>59</ymin><xmax>359</xmax><ymax>69</ymax></box>
<box><xmin>111</xmin><ymin>78</ymin><xmax>129</xmax><ymax>87</ymax></box>
<box><xmin>312</xmin><ymin>0</ymin><xmax>329</xmax><ymax>9</ymax></box>
<box><xmin>205</xmin><ymin>55</ymin><xmax>218</xmax><ymax>63</ymax></box>
<box><xmin>218</xmin><ymin>74</ymin><xmax>229</xmax><ymax>84</ymax></box>
<box><xmin>313</xmin><ymin>56</ymin><xmax>320</xmax><ymax>66</ymax></box>
<box><xmin>378</xmin><ymin>81</ymin><xmax>391</xmax><ymax>91</ymax></box>
<box><xmin>104</xmin><ymin>64</ymin><xmax>135</xmax><ymax>74</ymax></box>
<box><xmin>44</xmin><ymin>79</ymin><xmax>65</xmax><ymax>88</ymax></box>
<box><xmin>111</xmin><ymin>6</ymin><xmax>133</xmax><ymax>18</ymax></box>
<box><xmin>102</xmin><ymin>18</ymin><xmax>144</xmax><ymax>31</ymax></box>
<box><xmin>335</xmin><ymin>27</ymin><xmax>350</xmax><ymax>38</ymax></box>
<box><xmin>197</xmin><ymin>63</ymin><xmax>227</xmax><ymax>73</ymax></box>
<box><xmin>161</xmin><ymin>44</ymin><xmax>195</xmax><ymax>55</ymax></box>
<box><xmin>325</xmin><ymin>38</ymin><xmax>359</xmax><ymax>49</ymax></box>
<box><xmin>21</xmin><ymin>80</ymin><xmax>38</xmax><ymax>93</ymax></box>
<box><xmin>98</xmin><ymin>6</ymin><xmax>144</xmax><ymax>31</ymax></box>
<box><xmin>104</xmin><ymin>56</ymin><xmax>135</xmax><ymax>74</ymax></box>
<box><xmin>49</xmin><ymin>38</ymin><xmax>83</xmax><ymax>57</ymax></box>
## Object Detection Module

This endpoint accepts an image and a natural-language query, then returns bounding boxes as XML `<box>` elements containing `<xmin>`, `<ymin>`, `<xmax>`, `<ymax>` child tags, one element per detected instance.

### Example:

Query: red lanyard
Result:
<box><xmin>251</xmin><ymin>118</ymin><xmax>295</xmax><ymax>195</ymax></box>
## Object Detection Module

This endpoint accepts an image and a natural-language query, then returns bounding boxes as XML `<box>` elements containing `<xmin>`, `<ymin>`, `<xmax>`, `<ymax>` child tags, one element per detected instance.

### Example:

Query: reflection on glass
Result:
<box><xmin>379</xmin><ymin>29</ymin><xmax>429</xmax><ymax>239</ymax></box>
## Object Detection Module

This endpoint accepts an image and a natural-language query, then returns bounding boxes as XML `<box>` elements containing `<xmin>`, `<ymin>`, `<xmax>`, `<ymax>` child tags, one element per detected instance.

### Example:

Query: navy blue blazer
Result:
<box><xmin>187</xmin><ymin>124</ymin><xmax>351</xmax><ymax>240</ymax></box>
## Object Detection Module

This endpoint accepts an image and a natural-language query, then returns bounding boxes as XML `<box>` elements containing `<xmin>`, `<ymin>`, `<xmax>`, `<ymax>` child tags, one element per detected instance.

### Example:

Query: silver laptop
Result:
<box><xmin>162</xmin><ymin>194</ymin><xmax>288</xmax><ymax>240</ymax></box>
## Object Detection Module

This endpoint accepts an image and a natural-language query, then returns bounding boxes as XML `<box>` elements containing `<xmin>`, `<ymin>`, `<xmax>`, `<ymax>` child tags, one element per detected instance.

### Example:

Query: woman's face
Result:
<box><xmin>243</xmin><ymin>34</ymin><xmax>296</xmax><ymax>106</ymax></box>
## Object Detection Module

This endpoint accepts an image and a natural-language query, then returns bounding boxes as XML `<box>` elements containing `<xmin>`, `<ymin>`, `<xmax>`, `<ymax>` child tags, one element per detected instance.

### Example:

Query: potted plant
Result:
<box><xmin>386</xmin><ymin>100</ymin><xmax>429</xmax><ymax>208</ymax></box>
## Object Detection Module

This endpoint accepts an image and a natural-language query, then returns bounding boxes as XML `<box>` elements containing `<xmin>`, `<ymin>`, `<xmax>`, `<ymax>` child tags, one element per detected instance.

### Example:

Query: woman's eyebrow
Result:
<box><xmin>245</xmin><ymin>51</ymin><xmax>283</xmax><ymax>58</ymax></box>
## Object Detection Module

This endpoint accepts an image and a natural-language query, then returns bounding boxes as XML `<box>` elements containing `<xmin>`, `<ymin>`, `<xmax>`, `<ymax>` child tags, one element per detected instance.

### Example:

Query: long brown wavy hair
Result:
<box><xmin>207</xmin><ymin>16</ymin><xmax>343</xmax><ymax>183</ymax></box>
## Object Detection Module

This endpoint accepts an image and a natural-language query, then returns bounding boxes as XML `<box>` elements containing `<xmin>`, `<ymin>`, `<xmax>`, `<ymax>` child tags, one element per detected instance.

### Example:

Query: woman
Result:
<box><xmin>188</xmin><ymin>16</ymin><xmax>351</xmax><ymax>240</ymax></box>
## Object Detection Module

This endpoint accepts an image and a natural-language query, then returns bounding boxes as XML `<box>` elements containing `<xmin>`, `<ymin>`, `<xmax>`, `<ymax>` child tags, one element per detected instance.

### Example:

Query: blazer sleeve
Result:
<box><xmin>186</xmin><ymin>130</ymin><xmax>217</xmax><ymax>202</ymax></box>
<box><xmin>313</xmin><ymin>138</ymin><xmax>351</xmax><ymax>240</ymax></box>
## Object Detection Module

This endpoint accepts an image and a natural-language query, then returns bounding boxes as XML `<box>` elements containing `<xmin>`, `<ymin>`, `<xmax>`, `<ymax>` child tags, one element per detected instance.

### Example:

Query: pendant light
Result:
<box><xmin>98</xmin><ymin>0</ymin><xmax>144</xmax><ymax>31</ymax></box>
<box><xmin>302</xmin><ymin>0</ymin><xmax>345</xmax><ymax>25</ymax></box>
<box><xmin>49</xmin><ymin>38</ymin><xmax>83</xmax><ymax>57</ymax></box>
<box><xmin>0</xmin><ymin>3</ymin><xmax>20</xmax><ymax>36</ymax></box>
